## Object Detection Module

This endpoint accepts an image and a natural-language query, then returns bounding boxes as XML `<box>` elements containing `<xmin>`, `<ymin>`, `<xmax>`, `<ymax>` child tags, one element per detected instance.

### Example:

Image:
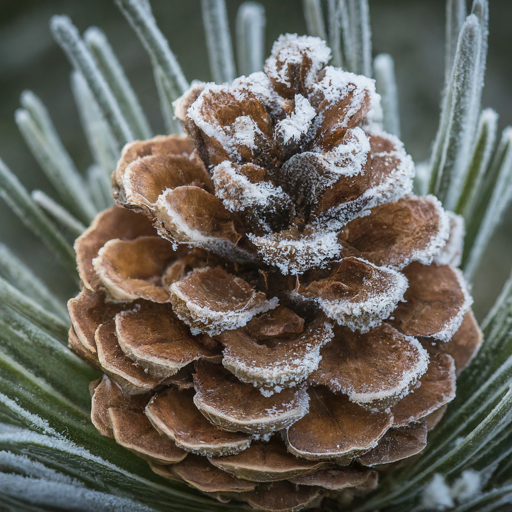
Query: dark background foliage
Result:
<box><xmin>0</xmin><ymin>0</ymin><xmax>511</xmax><ymax>315</ymax></box>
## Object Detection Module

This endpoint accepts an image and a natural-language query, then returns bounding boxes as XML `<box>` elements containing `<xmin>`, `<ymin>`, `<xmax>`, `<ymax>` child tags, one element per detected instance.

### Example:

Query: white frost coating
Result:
<box><xmin>315</xmin><ymin>126</ymin><xmax>370</xmax><ymax>174</ymax></box>
<box><xmin>310</xmin><ymin>66</ymin><xmax>377</xmax><ymax>124</ymax></box>
<box><xmin>434</xmin><ymin>211</ymin><xmax>465</xmax><ymax>267</ymax></box>
<box><xmin>0</xmin><ymin>473</ymin><xmax>155</xmax><ymax>512</ymax></box>
<box><xmin>155</xmin><ymin>189</ymin><xmax>255</xmax><ymax>263</ymax></box>
<box><xmin>187</xmin><ymin>81</ymin><xmax>268</xmax><ymax>164</ymax></box>
<box><xmin>406</xmin><ymin>195</ymin><xmax>451</xmax><ymax>268</ymax></box>
<box><xmin>251</xmin><ymin>432</ymin><xmax>273</xmax><ymax>442</ymax></box>
<box><xmin>0</xmin><ymin>451</ymin><xmax>81</xmax><ymax>485</ymax></box>
<box><xmin>147</xmin><ymin>404</ymin><xmax>252</xmax><ymax>457</ymax></box>
<box><xmin>212</xmin><ymin>160</ymin><xmax>289</xmax><ymax>212</ymax></box>
<box><xmin>247</xmin><ymin>229</ymin><xmax>341</xmax><ymax>275</ymax></box>
<box><xmin>301</xmin><ymin>259</ymin><xmax>408</xmax><ymax>333</ymax></box>
<box><xmin>175</xmin><ymin>296</ymin><xmax>279</xmax><ymax>337</ymax></box>
<box><xmin>450</xmin><ymin>470</ymin><xmax>482</xmax><ymax>503</ymax></box>
<box><xmin>0</xmin><ymin>393</ymin><xmax>58</xmax><ymax>436</ymax></box>
<box><xmin>232</xmin><ymin>72</ymin><xmax>288</xmax><ymax>117</ymax></box>
<box><xmin>316</xmin><ymin>127</ymin><xmax>415</xmax><ymax>229</ymax></box>
<box><xmin>0</xmin><ymin>428</ymin><xmax>179</xmax><ymax>500</ymax></box>
<box><xmin>172</xmin><ymin>79</ymin><xmax>206</xmax><ymax>122</ymax></box>
<box><xmin>274</xmin><ymin>94</ymin><xmax>316</xmax><ymax>145</ymax></box>
<box><xmin>419</xmin><ymin>474</ymin><xmax>454</xmax><ymax>510</ymax></box>
<box><xmin>347</xmin><ymin>337</ymin><xmax>430</xmax><ymax>405</ymax></box>
<box><xmin>170</xmin><ymin>271</ymin><xmax>279</xmax><ymax>336</ymax></box>
<box><xmin>265</xmin><ymin>34</ymin><xmax>331</xmax><ymax>90</ymax></box>
<box><xmin>223</xmin><ymin>322</ymin><xmax>334</xmax><ymax>396</ymax></box>
<box><xmin>230</xmin><ymin>115</ymin><xmax>260</xmax><ymax>150</ymax></box>
<box><xmin>193</xmin><ymin>388</ymin><xmax>310</xmax><ymax>434</ymax></box>
<box><xmin>432</xmin><ymin>267</ymin><xmax>473</xmax><ymax>342</ymax></box>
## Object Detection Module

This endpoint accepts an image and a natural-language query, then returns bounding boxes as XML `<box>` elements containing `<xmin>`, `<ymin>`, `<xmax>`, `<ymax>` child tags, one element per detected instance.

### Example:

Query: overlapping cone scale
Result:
<box><xmin>68</xmin><ymin>33</ymin><xmax>482</xmax><ymax>511</ymax></box>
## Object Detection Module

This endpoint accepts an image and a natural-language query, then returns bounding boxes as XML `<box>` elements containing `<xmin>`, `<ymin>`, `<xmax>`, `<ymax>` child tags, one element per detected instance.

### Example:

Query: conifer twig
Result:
<box><xmin>236</xmin><ymin>2</ymin><xmax>266</xmax><ymax>76</ymax></box>
<box><xmin>0</xmin><ymin>244</ymin><xmax>68</xmax><ymax>320</ymax></box>
<box><xmin>303</xmin><ymin>0</ymin><xmax>327</xmax><ymax>41</ymax></box>
<box><xmin>428</xmin><ymin>14</ymin><xmax>482</xmax><ymax>205</ymax></box>
<box><xmin>0</xmin><ymin>159</ymin><xmax>77</xmax><ymax>279</ymax></box>
<box><xmin>327</xmin><ymin>0</ymin><xmax>344</xmax><ymax>68</ymax></box>
<box><xmin>50</xmin><ymin>15</ymin><xmax>134</xmax><ymax>149</ymax></box>
<box><xmin>31</xmin><ymin>190</ymin><xmax>86</xmax><ymax>238</ymax></box>
<box><xmin>84</xmin><ymin>26</ymin><xmax>152</xmax><ymax>140</ymax></box>
<box><xmin>201</xmin><ymin>0</ymin><xmax>237</xmax><ymax>83</ymax></box>
<box><xmin>15</xmin><ymin>92</ymin><xmax>96</xmax><ymax>223</ymax></box>
<box><xmin>70</xmin><ymin>71</ymin><xmax>118</xmax><ymax>178</ymax></box>
<box><xmin>445</xmin><ymin>0</ymin><xmax>467</xmax><ymax>84</ymax></box>
<box><xmin>374</xmin><ymin>53</ymin><xmax>401</xmax><ymax>137</ymax></box>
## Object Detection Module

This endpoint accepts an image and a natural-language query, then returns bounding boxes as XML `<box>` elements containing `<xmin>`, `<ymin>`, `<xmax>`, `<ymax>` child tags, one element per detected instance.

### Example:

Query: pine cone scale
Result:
<box><xmin>208</xmin><ymin>439</ymin><xmax>329</xmax><ymax>483</ymax></box>
<box><xmin>285</xmin><ymin>387</ymin><xmax>394</xmax><ymax>462</ymax></box>
<box><xmin>145</xmin><ymin>387</ymin><xmax>252</xmax><ymax>457</ymax></box>
<box><xmin>193</xmin><ymin>361</ymin><xmax>310</xmax><ymax>435</ymax></box>
<box><xmin>356</xmin><ymin>422</ymin><xmax>428</xmax><ymax>467</ymax></box>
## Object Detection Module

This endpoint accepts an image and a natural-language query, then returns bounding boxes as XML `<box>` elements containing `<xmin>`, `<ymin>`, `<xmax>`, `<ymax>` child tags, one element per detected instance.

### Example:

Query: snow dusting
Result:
<box><xmin>450</xmin><ymin>470</ymin><xmax>482</xmax><ymax>503</ymax></box>
<box><xmin>223</xmin><ymin>322</ymin><xmax>334</xmax><ymax>396</ymax></box>
<box><xmin>300</xmin><ymin>259</ymin><xmax>408</xmax><ymax>333</ymax></box>
<box><xmin>194</xmin><ymin>387</ymin><xmax>310</xmax><ymax>434</ymax></box>
<box><xmin>274</xmin><ymin>94</ymin><xmax>316</xmax><ymax>145</ymax></box>
<box><xmin>212</xmin><ymin>160</ymin><xmax>289</xmax><ymax>213</ymax></box>
<box><xmin>316</xmin><ymin>128</ymin><xmax>415</xmax><ymax>229</ymax></box>
<box><xmin>265</xmin><ymin>34</ymin><xmax>331</xmax><ymax>90</ymax></box>
<box><xmin>170</xmin><ymin>271</ymin><xmax>279</xmax><ymax>336</ymax></box>
<box><xmin>248</xmin><ymin>229</ymin><xmax>341</xmax><ymax>275</ymax></box>
<box><xmin>434</xmin><ymin>211</ymin><xmax>465</xmax><ymax>267</ymax></box>
<box><xmin>419</xmin><ymin>474</ymin><xmax>454</xmax><ymax>510</ymax></box>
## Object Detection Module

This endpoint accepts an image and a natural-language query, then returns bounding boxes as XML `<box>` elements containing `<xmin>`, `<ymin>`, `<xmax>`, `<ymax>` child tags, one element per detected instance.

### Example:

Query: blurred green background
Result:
<box><xmin>0</xmin><ymin>0</ymin><xmax>511</xmax><ymax>317</ymax></box>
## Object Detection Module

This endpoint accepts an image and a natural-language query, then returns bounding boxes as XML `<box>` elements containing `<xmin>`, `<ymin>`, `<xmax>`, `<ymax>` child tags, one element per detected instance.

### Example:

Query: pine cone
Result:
<box><xmin>69</xmin><ymin>34</ymin><xmax>483</xmax><ymax>511</ymax></box>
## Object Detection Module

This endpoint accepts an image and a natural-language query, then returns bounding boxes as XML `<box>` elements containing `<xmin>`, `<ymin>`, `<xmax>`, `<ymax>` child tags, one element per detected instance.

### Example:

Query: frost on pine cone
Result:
<box><xmin>68</xmin><ymin>34</ymin><xmax>483</xmax><ymax>511</ymax></box>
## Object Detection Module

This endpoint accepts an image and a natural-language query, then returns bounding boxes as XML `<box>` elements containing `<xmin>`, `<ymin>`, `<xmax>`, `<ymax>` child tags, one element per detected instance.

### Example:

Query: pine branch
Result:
<box><xmin>0</xmin><ymin>159</ymin><xmax>77</xmax><ymax>280</ymax></box>
<box><xmin>445</xmin><ymin>0</ymin><xmax>467</xmax><ymax>84</ymax></box>
<box><xmin>31</xmin><ymin>190</ymin><xmax>86</xmax><ymax>238</ymax></box>
<box><xmin>115</xmin><ymin>0</ymin><xmax>188</xmax><ymax>98</ymax></box>
<box><xmin>327</xmin><ymin>0</ymin><xmax>344</xmax><ymax>67</ymax></box>
<box><xmin>51</xmin><ymin>16</ymin><xmax>135</xmax><ymax>150</ymax></box>
<box><xmin>463</xmin><ymin>127</ymin><xmax>512</xmax><ymax>280</ymax></box>
<box><xmin>115</xmin><ymin>0</ymin><xmax>188</xmax><ymax>134</ymax></box>
<box><xmin>86</xmin><ymin>165</ymin><xmax>114</xmax><ymax>212</ymax></box>
<box><xmin>429</xmin><ymin>14</ymin><xmax>482</xmax><ymax>205</ymax></box>
<box><xmin>0</xmin><ymin>276</ymin><xmax>69</xmax><ymax>342</ymax></box>
<box><xmin>236</xmin><ymin>2</ymin><xmax>266</xmax><ymax>77</ymax></box>
<box><xmin>346</xmin><ymin>0</ymin><xmax>372</xmax><ymax>77</ymax></box>
<box><xmin>85</xmin><ymin>26</ymin><xmax>153</xmax><ymax>141</ymax></box>
<box><xmin>70</xmin><ymin>71</ymin><xmax>119</xmax><ymax>177</ymax></box>
<box><xmin>374</xmin><ymin>53</ymin><xmax>401</xmax><ymax>137</ymax></box>
<box><xmin>0</xmin><ymin>244</ymin><xmax>68</xmax><ymax>320</ymax></box>
<box><xmin>15</xmin><ymin>92</ymin><xmax>97</xmax><ymax>223</ymax></box>
<box><xmin>303</xmin><ymin>0</ymin><xmax>327</xmax><ymax>41</ymax></box>
<box><xmin>455</xmin><ymin>108</ymin><xmax>498</xmax><ymax>219</ymax></box>
<box><xmin>201</xmin><ymin>0</ymin><xmax>237</xmax><ymax>84</ymax></box>
<box><xmin>153</xmin><ymin>65</ymin><xmax>183</xmax><ymax>134</ymax></box>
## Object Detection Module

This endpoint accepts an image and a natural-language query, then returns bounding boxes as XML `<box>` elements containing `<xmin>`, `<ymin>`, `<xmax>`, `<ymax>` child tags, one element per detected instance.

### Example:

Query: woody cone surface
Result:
<box><xmin>69</xmin><ymin>35</ymin><xmax>483</xmax><ymax>511</ymax></box>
